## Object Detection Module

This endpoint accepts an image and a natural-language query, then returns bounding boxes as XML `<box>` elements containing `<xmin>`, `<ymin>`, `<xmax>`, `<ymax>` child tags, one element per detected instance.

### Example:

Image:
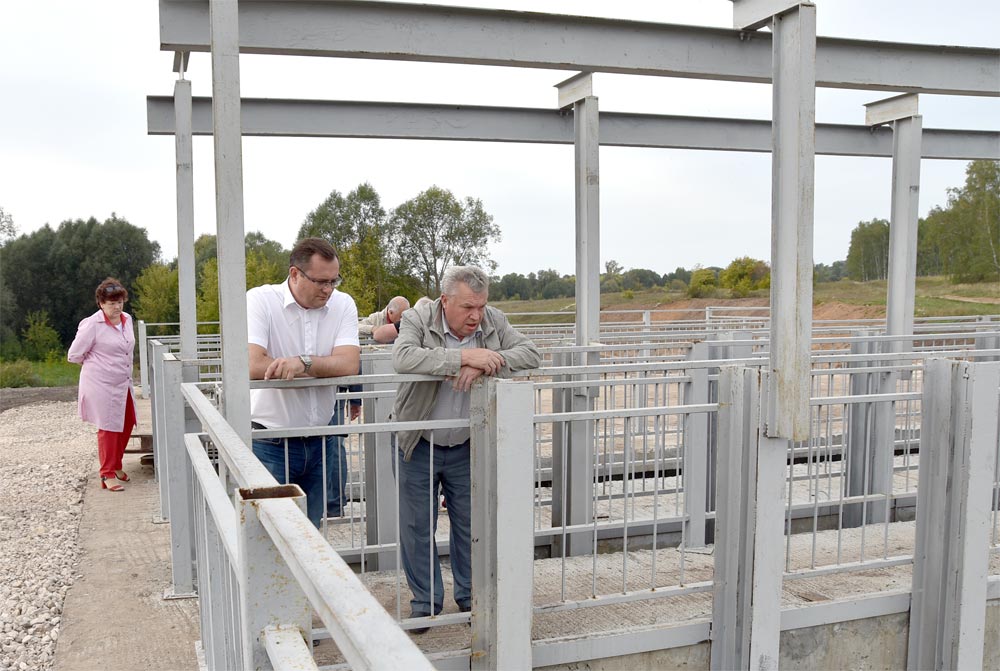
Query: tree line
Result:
<box><xmin>1</xmin><ymin>160</ymin><xmax>995</xmax><ymax>362</ymax></box>
<box><xmin>845</xmin><ymin>160</ymin><xmax>999</xmax><ymax>283</ymax></box>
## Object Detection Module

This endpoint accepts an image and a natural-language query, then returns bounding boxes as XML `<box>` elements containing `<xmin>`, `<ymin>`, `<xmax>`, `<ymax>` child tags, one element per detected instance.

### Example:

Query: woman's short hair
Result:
<box><xmin>441</xmin><ymin>266</ymin><xmax>490</xmax><ymax>295</ymax></box>
<box><xmin>95</xmin><ymin>278</ymin><xmax>128</xmax><ymax>305</ymax></box>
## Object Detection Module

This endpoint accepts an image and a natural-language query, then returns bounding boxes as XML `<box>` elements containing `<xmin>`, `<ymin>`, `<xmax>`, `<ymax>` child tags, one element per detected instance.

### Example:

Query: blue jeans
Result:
<box><xmin>326</xmin><ymin>401</ymin><xmax>348</xmax><ymax>518</ymax></box>
<box><xmin>395</xmin><ymin>437</ymin><xmax>472</xmax><ymax>615</ymax></box>
<box><xmin>252</xmin><ymin>435</ymin><xmax>328</xmax><ymax>527</ymax></box>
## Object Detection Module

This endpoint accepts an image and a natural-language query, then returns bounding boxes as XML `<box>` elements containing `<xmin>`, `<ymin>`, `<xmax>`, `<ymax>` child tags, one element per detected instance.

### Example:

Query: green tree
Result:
<box><xmin>845</xmin><ymin>218</ymin><xmax>889</xmax><ymax>281</ymax></box>
<box><xmin>687</xmin><ymin>267</ymin><xmax>718</xmax><ymax>298</ymax></box>
<box><xmin>21</xmin><ymin>311</ymin><xmax>62</xmax><ymax>361</ymax></box>
<box><xmin>720</xmin><ymin>257</ymin><xmax>770</xmax><ymax>297</ymax></box>
<box><xmin>133</xmin><ymin>263</ymin><xmax>180</xmax><ymax>332</ymax></box>
<box><xmin>0</xmin><ymin>215</ymin><xmax>159</xmax><ymax>348</ymax></box>
<box><xmin>298</xmin><ymin>183</ymin><xmax>410</xmax><ymax>310</ymax></box>
<box><xmin>622</xmin><ymin>268</ymin><xmax>662</xmax><ymax>291</ymax></box>
<box><xmin>197</xmin><ymin>257</ymin><xmax>220</xmax><ymax>333</ymax></box>
<box><xmin>923</xmin><ymin>160</ymin><xmax>1000</xmax><ymax>283</ymax></box>
<box><xmin>391</xmin><ymin>186</ymin><xmax>501</xmax><ymax>296</ymax></box>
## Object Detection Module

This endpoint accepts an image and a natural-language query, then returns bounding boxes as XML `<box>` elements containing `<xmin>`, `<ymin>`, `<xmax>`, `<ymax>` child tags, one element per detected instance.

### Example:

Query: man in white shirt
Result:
<box><xmin>247</xmin><ymin>237</ymin><xmax>361</xmax><ymax>527</ymax></box>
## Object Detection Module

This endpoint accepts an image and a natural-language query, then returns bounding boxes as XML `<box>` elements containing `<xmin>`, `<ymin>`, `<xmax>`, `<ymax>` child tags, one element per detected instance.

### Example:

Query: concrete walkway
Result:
<box><xmin>53</xmin><ymin>399</ymin><xmax>200</xmax><ymax>671</ymax></box>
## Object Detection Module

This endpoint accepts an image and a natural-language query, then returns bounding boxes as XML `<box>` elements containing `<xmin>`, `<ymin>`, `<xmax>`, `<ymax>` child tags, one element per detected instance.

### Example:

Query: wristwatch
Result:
<box><xmin>298</xmin><ymin>354</ymin><xmax>313</xmax><ymax>373</ymax></box>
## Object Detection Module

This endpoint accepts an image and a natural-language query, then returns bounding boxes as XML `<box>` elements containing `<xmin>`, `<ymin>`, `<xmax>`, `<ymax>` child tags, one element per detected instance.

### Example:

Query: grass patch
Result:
<box><xmin>0</xmin><ymin>359</ymin><xmax>79</xmax><ymax>388</ymax></box>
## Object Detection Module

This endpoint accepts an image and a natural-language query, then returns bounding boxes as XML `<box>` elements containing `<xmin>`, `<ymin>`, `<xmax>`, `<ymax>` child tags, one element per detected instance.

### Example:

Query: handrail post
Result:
<box><xmin>363</xmin><ymin>355</ymin><xmax>398</xmax><ymax>569</ymax></box>
<box><xmin>138</xmin><ymin>320</ymin><xmax>149</xmax><ymax>398</ymax></box>
<box><xmin>150</xmin><ymin>341</ymin><xmax>170</xmax><ymax>522</ymax></box>
<box><xmin>163</xmin><ymin>354</ymin><xmax>197</xmax><ymax>599</ymax></box>
<box><xmin>908</xmin><ymin>359</ymin><xmax>1000</xmax><ymax>670</ymax></box>
<box><xmin>238</xmin><ymin>485</ymin><xmax>311</xmax><ymax>668</ymax></box>
<box><xmin>683</xmin><ymin>341</ymin><xmax>709</xmax><ymax>547</ymax></box>
<box><xmin>711</xmin><ymin>366</ymin><xmax>785</xmax><ymax>670</ymax></box>
<box><xmin>470</xmin><ymin>378</ymin><xmax>534</xmax><ymax>670</ymax></box>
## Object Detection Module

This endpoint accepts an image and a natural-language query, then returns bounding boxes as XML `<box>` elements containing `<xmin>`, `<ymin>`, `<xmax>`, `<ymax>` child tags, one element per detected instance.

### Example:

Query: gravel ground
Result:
<box><xmin>0</xmin><ymin>400</ymin><xmax>94</xmax><ymax>671</ymax></box>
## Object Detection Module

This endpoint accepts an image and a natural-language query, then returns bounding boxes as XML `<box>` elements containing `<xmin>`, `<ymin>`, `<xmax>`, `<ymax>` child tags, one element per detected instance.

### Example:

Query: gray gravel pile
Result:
<box><xmin>0</xmin><ymin>401</ymin><xmax>93</xmax><ymax>671</ymax></box>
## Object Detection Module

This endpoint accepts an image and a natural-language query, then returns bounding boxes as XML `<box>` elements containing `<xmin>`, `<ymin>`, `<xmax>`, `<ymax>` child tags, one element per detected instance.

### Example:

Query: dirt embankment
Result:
<box><xmin>600</xmin><ymin>297</ymin><xmax>884</xmax><ymax>323</ymax></box>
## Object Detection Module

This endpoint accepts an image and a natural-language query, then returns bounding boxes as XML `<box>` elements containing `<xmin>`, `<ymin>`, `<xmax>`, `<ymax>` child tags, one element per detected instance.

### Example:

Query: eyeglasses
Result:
<box><xmin>102</xmin><ymin>285</ymin><xmax>124</xmax><ymax>294</ymax></box>
<box><xmin>294</xmin><ymin>266</ymin><xmax>343</xmax><ymax>289</ymax></box>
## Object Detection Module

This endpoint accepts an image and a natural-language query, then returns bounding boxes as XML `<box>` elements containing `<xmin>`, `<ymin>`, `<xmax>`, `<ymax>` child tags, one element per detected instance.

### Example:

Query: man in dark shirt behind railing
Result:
<box><xmin>390</xmin><ymin>265</ymin><xmax>540</xmax><ymax>630</ymax></box>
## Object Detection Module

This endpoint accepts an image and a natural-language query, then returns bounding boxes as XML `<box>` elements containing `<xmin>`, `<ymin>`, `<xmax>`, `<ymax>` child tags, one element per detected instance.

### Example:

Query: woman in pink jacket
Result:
<box><xmin>67</xmin><ymin>278</ymin><xmax>138</xmax><ymax>492</ymax></box>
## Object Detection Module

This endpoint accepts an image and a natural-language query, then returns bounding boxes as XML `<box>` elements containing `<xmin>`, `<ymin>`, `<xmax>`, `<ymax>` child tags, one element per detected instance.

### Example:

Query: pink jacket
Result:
<box><xmin>67</xmin><ymin>310</ymin><xmax>137</xmax><ymax>432</ymax></box>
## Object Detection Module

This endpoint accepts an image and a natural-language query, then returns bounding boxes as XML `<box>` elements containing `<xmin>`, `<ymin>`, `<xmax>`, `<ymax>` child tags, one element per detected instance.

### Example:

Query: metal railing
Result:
<box><xmin>147</xmin><ymin>323</ymin><xmax>1000</xmax><ymax>669</ymax></box>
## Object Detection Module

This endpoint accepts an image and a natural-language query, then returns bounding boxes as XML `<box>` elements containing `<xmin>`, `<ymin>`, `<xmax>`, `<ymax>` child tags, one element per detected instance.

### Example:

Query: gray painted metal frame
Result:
<box><xmin>208</xmin><ymin>0</ymin><xmax>251</xmax><ymax>443</ymax></box>
<box><xmin>157</xmin><ymin>0</ymin><xmax>1000</xmax><ymax>96</ymax></box>
<box><xmin>470</xmin><ymin>379</ymin><xmax>535</xmax><ymax>670</ymax></box>
<box><xmin>908</xmin><ymin>359</ymin><xmax>1000</xmax><ymax>670</ymax></box>
<box><xmin>711</xmin><ymin>366</ymin><xmax>787</xmax><ymax>670</ymax></box>
<box><xmin>763</xmin><ymin>2</ymin><xmax>816</xmax><ymax>442</ymax></box>
<box><xmin>146</xmin><ymin>97</ymin><xmax>1000</xmax><ymax>160</ymax></box>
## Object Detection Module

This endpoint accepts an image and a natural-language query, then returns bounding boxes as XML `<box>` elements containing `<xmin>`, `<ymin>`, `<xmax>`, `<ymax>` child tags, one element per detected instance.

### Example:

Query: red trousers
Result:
<box><xmin>97</xmin><ymin>389</ymin><xmax>137</xmax><ymax>478</ymax></box>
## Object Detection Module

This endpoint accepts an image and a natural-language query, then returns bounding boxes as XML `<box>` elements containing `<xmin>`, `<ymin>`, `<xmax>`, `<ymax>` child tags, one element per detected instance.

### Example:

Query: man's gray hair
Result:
<box><xmin>441</xmin><ymin>265</ymin><xmax>490</xmax><ymax>295</ymax></box>
<box><xmin>387</xmin><ymin>296</ymin><xmax>410</xmax><ymax>313</ymax></box>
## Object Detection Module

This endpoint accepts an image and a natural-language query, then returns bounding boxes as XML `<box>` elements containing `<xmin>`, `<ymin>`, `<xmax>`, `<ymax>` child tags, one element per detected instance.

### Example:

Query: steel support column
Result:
<box><xmin>209</xmin><ymin>0</ymin><xmax>251</xmax><ymax>443</ymax></box>
<box><xmin>559</xmin><ymin>75</ymin><xmax>599</xmax><ymax>555</ymax></box>
<box><xmin>908</xmin><ymin>359</ymin><xmax>1000</xmax><ymax>670</ymax></box>
<box><xmin>762</xmin><ymin>2</ymin><xmax>817</xmax><ymax>441</ymax></box>
<box><xmin>883</xmin><ymin>133</ymin><xmax>921</xmax><ymax>331</ymax></box>
<box><xmin>711</xmin><ymin>366</ymin><xmax>786</xmax><ymax>670</ymax></box>
<box><xmin>174</xmin><ymin>77</ymin><xmax>198</xmax><ymax>364</ymax></box>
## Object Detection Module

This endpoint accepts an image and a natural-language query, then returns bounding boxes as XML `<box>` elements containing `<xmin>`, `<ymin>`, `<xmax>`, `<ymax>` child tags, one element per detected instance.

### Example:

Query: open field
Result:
<box><xmin>493</xmin><ymin>276</ymin><xmax>999</xmax><ymax>322</ymax></box>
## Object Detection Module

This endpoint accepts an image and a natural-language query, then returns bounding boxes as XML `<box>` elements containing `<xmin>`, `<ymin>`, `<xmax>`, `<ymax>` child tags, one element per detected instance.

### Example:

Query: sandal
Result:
<box><xmin>115</xmin><ymin>470</ymin><xmax>130</xmax><ymax>482</ymax></box>
<box><xmin>101</xmin><ymin>476</ymin><xmax>124</xmax><ymax>492</ymax></box>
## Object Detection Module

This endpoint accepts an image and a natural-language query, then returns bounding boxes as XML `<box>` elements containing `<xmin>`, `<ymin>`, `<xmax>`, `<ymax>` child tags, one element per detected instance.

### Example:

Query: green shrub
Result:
<box><xmin>687</xmin><ymin>268</ymin><xmax>718</xmax><ymax>298</ymax></box>
<box><xmin>22</xmin><ymin>311</ymin><xmax>63</xmax><ymax>361</ymax></box>
<box><xmin>0</xmin><ymin>360</ymin><xmax>39</xmax><ymax>388</ymax></box>
<box><xmin>622</xmin><ymin>289</ymin><xmax>635</xmax><ymax>300</ymax></box>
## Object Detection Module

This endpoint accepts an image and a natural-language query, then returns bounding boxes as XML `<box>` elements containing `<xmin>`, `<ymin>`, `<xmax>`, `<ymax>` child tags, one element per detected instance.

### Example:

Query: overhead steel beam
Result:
<box><xmin>158</xmin><ymin>0</ymin><xmax>1000</xmax><ymax>97</ymax></box>
<box><xmin>145</xmin><ymin>97</ymin><xmax>1000</xmax><ymax>160</ymax></box>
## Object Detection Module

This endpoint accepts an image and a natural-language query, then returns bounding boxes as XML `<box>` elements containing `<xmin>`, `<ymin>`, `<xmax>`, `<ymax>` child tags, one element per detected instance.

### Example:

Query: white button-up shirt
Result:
<box><xmin>247</xmin><ymin>279</ymin><xmax>359</xmax><ymax>429</ymax></box>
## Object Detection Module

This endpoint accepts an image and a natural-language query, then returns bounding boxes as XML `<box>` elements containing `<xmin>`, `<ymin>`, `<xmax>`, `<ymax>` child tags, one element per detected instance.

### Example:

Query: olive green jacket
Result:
<box><xmin>390</xmin><ymin>298</ymin><xmax>541</xmax><ymax>460</ymax></box>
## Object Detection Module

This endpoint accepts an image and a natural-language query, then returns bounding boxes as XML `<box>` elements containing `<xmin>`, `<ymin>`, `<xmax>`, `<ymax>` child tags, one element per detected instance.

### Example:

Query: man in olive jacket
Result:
<box><xmin>391</xmin><ymin>265</ymin><xmax>540</xmax><ymax>629</ymax></box>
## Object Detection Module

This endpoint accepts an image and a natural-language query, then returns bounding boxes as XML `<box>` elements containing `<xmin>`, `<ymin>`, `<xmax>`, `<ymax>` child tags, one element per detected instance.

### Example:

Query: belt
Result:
<box><xmin>420</xmin><ymin>436</ymin><xmax>469</xmax><ymax>449</ymax></box>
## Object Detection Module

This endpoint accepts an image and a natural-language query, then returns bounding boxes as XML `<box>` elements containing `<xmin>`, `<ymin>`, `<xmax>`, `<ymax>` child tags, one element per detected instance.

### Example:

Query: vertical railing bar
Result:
<box><xmin>784</xmin><ymin>439</ymin><xmax>794</xmax><ymax>572</ymax></box>
<box><xmin>591</xmin><ymin>416</ymin><xmax>599</xmax><ymax>599</ymax></box>
<box><xmin>394</xmin><ymin>431</ymin><xmax>402</xmax><ymax>623</ymax></box>
<box><xmin>860</xmin><ymin>397</ymin><xmax>873</xmax><ymax>564</ymax></box>
<box><xmin>560</xmin><ymin>420</ymin><xmax>568</xmax><ymax>602</ymax></box>
<box><xmin>837</xmin><ymin>402</ymin><xmax>847</xmax><ymax>565</ymax></box>
<box><xmin>428</xmin><ymin>432</ymin><xmax>436</xmax><ymax>619</ymax></box>
<box><xmin>651</xmin><ymin>413</ymin><xmax>662</xmax><ymax>589</ymax></box>
<box><xmin>810</xmin><ymin>408</ymin><xmax>820</xmax><ymax>569</ymax></box>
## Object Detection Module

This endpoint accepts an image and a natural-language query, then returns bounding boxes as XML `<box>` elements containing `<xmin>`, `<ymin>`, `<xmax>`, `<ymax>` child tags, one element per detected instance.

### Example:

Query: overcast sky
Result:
<box><xmin>1</xmin><ymin>1</ymin><xmax>997</xmax><ymax>277</ymax></box>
